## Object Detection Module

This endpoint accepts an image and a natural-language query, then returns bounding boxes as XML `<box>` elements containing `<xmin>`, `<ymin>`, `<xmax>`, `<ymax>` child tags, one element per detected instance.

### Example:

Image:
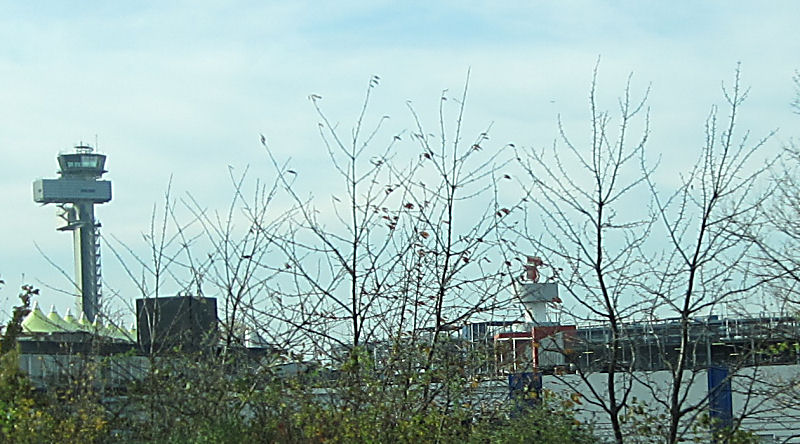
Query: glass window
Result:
<box><xmin>81</xmin><ymin>156</ymin><xmax>97</xmax><ymax>167</ymax></box>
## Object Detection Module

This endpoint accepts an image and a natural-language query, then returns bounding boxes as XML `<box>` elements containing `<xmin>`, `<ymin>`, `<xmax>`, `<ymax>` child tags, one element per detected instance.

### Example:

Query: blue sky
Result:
<box><xmin>1</xmin><ymin>1</ymin><xmax>798</xmax><ymax>321</ymax></box>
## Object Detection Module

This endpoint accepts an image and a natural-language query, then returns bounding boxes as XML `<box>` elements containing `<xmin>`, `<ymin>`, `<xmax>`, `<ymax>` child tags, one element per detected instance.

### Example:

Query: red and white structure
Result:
<box><xmin>493</xmin><ymin>256</ymin><xmax>575</xmax><ymax>372</ymax></box>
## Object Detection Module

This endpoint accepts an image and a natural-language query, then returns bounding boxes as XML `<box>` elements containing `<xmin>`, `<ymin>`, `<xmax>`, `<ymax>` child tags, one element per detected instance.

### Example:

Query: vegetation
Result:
<box><xmin>0</xmin><ymin>284</ymin><xmax>109</xmax><ymax>444</ymax></box>
<box><xmin>119</xmin><ymin>345</ymin><xmax>599</xmax><ymax>443</ymax></box>
<box><xmin>2</xmin><ymin>328</ymin><xmax>596</xmax><ymax>443</ymax></box>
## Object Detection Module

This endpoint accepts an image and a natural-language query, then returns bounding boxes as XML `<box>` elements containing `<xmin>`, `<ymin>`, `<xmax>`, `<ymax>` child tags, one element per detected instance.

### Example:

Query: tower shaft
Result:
<box><xmin>72</xmin><ymin>202</ymin><xmax>100</xmax><ymax>322</ymax></box>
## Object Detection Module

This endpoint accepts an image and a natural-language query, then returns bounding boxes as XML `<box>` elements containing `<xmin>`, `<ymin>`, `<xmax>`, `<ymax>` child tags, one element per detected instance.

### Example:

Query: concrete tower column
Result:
<box><xmin>72</xmin><ymin>201</ymin><xmax>99</xmax><ymax>322</ymax></box>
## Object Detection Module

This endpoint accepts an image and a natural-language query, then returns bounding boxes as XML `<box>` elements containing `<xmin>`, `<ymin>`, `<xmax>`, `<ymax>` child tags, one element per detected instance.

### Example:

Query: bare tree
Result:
<box><xmin>258</xmin><ymin>75</ymin><xmax>520</xmax><ymax>362</ymax></box>
<box><xmin>644</xmin><ymin>67</ymin><xmax>775</xmax><ymax>443</ymax></box>
<box><xmin>746</xmin><ymin>72</ymin><xmax>800</xmax><ymax>304</ymax></box>
<box><xmin>517</xmin><ymin>63</ymin><xmax>652</xmax><ymax>443</ymax></box>
<box><xmin>718</xmin><ymin>70</ymin><xmax>800</xmax><ymax>444</ymax></box>
<box><xmin>106</xmin><ymin>171</ymin><xmax>285</xmax><ymax>352</ymax></box>
<box><xmin>517</xmin><ymin>64</ymin><xmax>776</xmax><ymax>443</ymax></box>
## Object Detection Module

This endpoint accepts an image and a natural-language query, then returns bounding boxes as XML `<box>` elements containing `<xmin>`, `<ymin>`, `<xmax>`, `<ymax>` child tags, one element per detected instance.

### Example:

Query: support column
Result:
<box><xmin>72</xmin><ymin>201</ymin><xmax>99</xmax><ymax>322</ymax></box>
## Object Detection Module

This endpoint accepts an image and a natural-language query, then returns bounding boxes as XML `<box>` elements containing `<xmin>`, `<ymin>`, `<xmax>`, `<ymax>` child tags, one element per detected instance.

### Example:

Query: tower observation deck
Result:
<box><xmin>33</xmin><ymin>145</ymin><xmax>112</xmax><ymax>322</ymax></box>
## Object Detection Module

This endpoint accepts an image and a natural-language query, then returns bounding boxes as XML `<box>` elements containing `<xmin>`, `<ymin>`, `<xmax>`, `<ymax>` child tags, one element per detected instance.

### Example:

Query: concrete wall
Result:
<box><xmin>543</xmin><ymin>365</ymin><xmax>800</xmax><ymax>443</ymax></box>
<box><xmin>18</xmin><ymin>353</ymin><xmax>150</xmax><ymax>389</ymax></box>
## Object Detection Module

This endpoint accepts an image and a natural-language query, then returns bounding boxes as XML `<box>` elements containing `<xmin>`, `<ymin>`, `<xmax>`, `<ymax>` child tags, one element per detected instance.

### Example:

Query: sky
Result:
<box><xmin>1</xmin><ymin>1</ymin><xmax>799</xmax><ymax>323</ymax></box>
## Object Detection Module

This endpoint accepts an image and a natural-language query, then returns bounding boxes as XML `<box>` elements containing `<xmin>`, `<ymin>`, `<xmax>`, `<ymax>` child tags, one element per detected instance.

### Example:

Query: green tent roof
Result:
<box><xmin>62</xmin><ymin>308</ymin><xmax>81</xmax><ymax>332</ymax></box>
<box><xmin>21</xmin><ymin>302</ymin><xmax>60</xmax><ymax>333</ymax></box>
<box><xmin>21</xmin><ymin>304</ymin><xmax>136</xmax><ymax>342</ymax></box>
<box><xmin>46</xmin><ymin>305</ymin><xmax>73</xmax><ymax>331</ymax></box>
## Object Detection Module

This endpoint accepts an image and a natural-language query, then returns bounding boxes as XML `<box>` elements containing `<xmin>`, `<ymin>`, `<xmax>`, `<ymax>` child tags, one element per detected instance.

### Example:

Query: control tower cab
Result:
<box><xmin>33</xmin><ymin>145</ymin><xmax>112</xmax><ymax>322</ymax></box>
<box><xmin>34</xmin><ymin>146</ymin><xmax>111</xmax><ymax>204</ymax></box>
<box><xmin>59</xmin><ymin>147</ymin><xmax>107</xmax><ymax>177</ymax></box>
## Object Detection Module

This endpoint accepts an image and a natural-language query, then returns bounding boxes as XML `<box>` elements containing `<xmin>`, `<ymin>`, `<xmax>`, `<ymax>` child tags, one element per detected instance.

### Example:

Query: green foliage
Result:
<box><xmin>0</xmin><ymin>285</ymin><xmax>46</xmax><ymax>443</ymax></box>
<box><xmin>470</xmin><ymin>400</ymin><xmax>598</xmax><ymax>444</ymax></box>
<box><xmin>1</xmin><ymin>284</ymin><xmax>37</xmax><ymax>354</ymax></box>
<box><xmin>0</xmin><ymin>285</ymin><xmax>110</xmax><ymax>444</ymax></box>
<box><xmin>123</xmin><ymin>350</ymin><xmax>256</xmax><ymax>442</ymax></box>
<box><xmin>618</xmin><ymin>398</ymin><xmax>670</xmax><ymax>443</ymax></box>
<box><xmin>0</xmin><ymin>350</ymin><xmax>108</xmax><ymax>444</ymax></box>
<box><xmin>0</xmin><ymin>285</ymin><xmax>760</xmax><ymax>444</ymax></box>
<box><xmin>0</xmin><ymin>348</ymin><xmax>44</xmax><ymax>442</ymax></box>
<box><xmin>117</xmin><ymin>344</ymin><xmax>598</xmax><ymax>443</ymax></box>
<box><xmin>690</xmin><ymin>414</ymin><xmax>761</xmax><ymax>444</ymax></box>
<box><xmin>617</xmin><ymin>398</ymin><xmax>762</xmax><ymax>444</ymax></box>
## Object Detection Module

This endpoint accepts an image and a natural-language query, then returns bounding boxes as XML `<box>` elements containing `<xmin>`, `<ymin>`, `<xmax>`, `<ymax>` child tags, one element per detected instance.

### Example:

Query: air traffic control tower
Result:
<box><xmin>33</xmin><ymin>145</ymin><xmax>112</xmax><ymax>322</ymax></box>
